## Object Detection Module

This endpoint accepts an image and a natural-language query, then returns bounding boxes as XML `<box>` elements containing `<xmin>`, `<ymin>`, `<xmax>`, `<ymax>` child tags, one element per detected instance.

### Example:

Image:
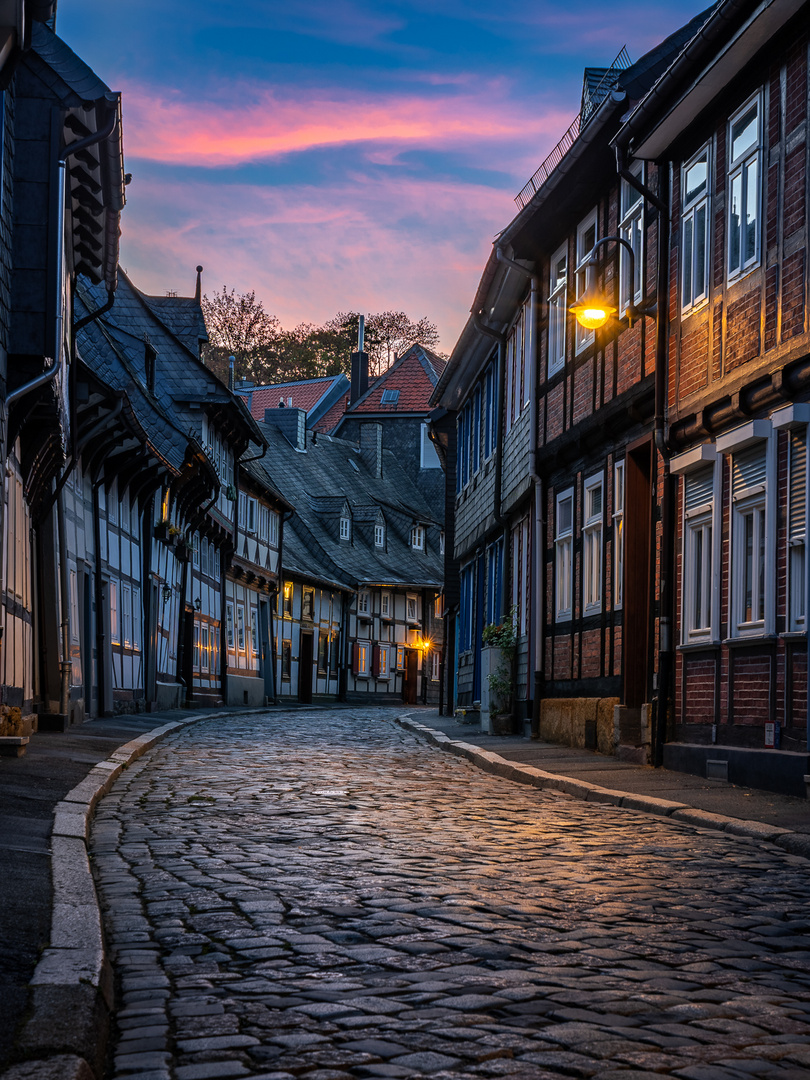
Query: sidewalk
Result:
<box><xmin>407</xmin><ymin>708</ymin><xmax>810</xmax><ymax>835</ymax></box>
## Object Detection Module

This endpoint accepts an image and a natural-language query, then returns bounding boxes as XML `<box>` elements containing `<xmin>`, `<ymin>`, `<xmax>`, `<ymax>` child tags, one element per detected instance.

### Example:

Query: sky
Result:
<box><xmin>59</xmin><ymin>1</ymin><xmax>701</xmax><ymax>353</ymax></box>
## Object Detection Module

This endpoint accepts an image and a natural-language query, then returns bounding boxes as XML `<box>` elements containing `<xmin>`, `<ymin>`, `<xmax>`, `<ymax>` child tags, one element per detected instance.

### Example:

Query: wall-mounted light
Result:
<box><xmin>194</xmin><ymin>597</ymin><xmax>202</xmax><ymax>611</ymax></box>
<box><xmin>569</xmin><ymin>235</ymin><xmax>655</xmax><ymax>331</ymax></box>
<box><xmin>162</xmin><ymin>584</ymin><xmax>172</xmax><ymax>604</ymax></box>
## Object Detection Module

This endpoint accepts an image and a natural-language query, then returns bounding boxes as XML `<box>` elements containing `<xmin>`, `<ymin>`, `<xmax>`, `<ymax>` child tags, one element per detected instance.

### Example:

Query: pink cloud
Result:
<box><xmin>118</xmin><ymin>172</ymin><xmax>517</xmax><ymax>353</ymax></box>
<box><xmin>120</xmin><ymin>80</ymin><xmax>572</xmax><ymax>167</ymax></box>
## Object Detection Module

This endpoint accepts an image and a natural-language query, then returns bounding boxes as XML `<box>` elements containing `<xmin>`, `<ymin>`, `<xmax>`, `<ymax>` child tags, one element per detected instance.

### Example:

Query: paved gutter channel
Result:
<box><xmin>2</xmin><ymin>705</ymin><xmax>810</xmax><ymax>1080</ymax></box>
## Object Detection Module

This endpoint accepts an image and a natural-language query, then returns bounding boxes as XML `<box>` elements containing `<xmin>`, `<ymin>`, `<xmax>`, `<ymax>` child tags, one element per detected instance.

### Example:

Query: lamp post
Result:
<box><xmin>569</xmin><ymin>235</ymin><xmax>655</xmax><ymax>331</ymax></box>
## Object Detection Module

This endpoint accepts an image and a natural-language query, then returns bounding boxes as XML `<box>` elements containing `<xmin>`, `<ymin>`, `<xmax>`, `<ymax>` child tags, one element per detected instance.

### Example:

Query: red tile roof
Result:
<box><xmin>312</xmin><ymin>390</ymin><xmax>350</xmax><ymax>434</ymax></box>
<box><xmin>346</xmin><ymin>345</ymin><xmax>447</xmax><ymax>416</ymax></box>
<box><xmin>239</xmin><ymin>376</ymin><xmax>346</xmax><ymax>421</ymax></box>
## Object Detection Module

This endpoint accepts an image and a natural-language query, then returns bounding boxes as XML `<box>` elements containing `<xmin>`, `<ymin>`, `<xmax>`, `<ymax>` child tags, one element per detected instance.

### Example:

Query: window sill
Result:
<box><xmin>722</xmin><ymin>634</ymin><xmax>777</xmax><ymax>648</ymax></box>
<box><xmin>780</xmin><ymin>631</ymin><xmax>807</xmax><ymax>641</ymax></box>
<box><xmin>678</xmin><ymin>639</ymin><xmax>720</xmax><ymax>653</ymax></box>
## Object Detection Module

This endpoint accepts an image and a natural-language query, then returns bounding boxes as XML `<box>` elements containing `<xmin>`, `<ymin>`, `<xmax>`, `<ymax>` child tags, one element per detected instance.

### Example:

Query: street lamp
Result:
<box><xmin>569</xmin><ymin>235</ymin><xmax>654</xmax><ymax>331</ymax></box>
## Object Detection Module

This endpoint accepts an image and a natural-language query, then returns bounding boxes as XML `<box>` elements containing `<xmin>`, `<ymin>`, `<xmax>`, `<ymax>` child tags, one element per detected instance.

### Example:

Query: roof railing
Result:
<box><xmin>514</xmin><ymin>46</ymin><xmax>632</xmax><ymax>210</ymax></box>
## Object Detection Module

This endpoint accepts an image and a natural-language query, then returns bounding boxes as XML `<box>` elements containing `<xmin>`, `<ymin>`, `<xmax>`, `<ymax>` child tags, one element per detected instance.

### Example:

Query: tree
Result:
<box><xmin>324</xmin><ymin>310</ymin><xmax>442</xmax><ymax>377</ymax></box>
<box><xmin>201</xmin><ymin>286</ymin><xmax>279</xmax><ymax>383</ymax></box>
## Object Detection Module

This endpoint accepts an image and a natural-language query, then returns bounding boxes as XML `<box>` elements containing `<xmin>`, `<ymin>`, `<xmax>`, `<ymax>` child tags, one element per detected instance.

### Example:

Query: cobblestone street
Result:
<box><xmin>91</xmin><ymin>708</ymin><xmax>810</xmax><ymax>1080</ymax></box>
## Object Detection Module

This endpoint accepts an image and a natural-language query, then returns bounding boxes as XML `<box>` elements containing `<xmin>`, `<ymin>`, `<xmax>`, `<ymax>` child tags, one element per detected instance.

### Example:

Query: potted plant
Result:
<box><xmin>481</xmin><ymin>609</ymin><xmax>517</xmax><ymax>735</ymax></box>
<box><xmin>154</xmin><ymin>518</ymin><xmax>170</xmax><ymax>540</ymax></box>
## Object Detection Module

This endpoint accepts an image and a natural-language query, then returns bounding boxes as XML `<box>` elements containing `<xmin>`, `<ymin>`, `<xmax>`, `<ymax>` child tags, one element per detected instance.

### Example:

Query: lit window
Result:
<box><xmin>396</xmin><ymin>644</ymin><xmax>405</xmax><ymax>669</ymax></box>
<box><xmin>575</xmin><ymin>209</ymin><xmax>598</xmax><ymax>353</ymax></box>
<box><xmin>226</xmin><ymin>602</ymin><xmax>234</xmax><ymax>649</ymax></box>
<box><xmin>411</xmin><ymin>524</ymin><xmax>425</xmax><ymax>550</ymax></box>
<box><xmin>110</xmin><ymin>580</ymin><xmax>119</xmax><ymax>644</ymax></box>
<box><xmin>193</xmin><ymin>623</ymin><xmax>200</xmax><ymax>668</ymax></box>
<box><xmin>354</xmin><ymin>641</ymin><xmax>370</xmax><ymax>676</ymax></box>
<box><xmin>201</xmin><ymin>625</ymin><xmax>209</xmax><ymax>671</ymax></box>
<box><xmin>250</xmin><ymin>606</ymin><xmax>259</xmax><ymax>654</ymax></box>
<box><xmin>236</xmin><ymin>604</ymin><xmax>245</xmax><ymax>651</ymax></box>
<box><xmin>728</xmin><ymin>94</ymin><xmax>762</xmax><ymax>280</ymax></box>
<box><xmin>681</xmin><ymin>145</ymin><xmax>710</xmax><ymax>311</ymax></box>
<box><xmin>555</xmin><ymin>489</ymin><xmax>573</xmax><ymax>621</ymax></box>
<box><xmin>282</xmin><ymin>581</ymin><xmax>293</xmax><ymax>617</ymax></box>
<box><xmin>548</xmin><ymin>243</ymin><xmax>567</xmax><ymax>376</ymax></box>
<box><xmin>122</xmin><ymin>584</ymin><xmax>132</xmax><ymax>648</ymax></box>
<box><xmin>620</xmin><ymin>165</ymin><xmax>643</xmax><ymax>313</ymax></box>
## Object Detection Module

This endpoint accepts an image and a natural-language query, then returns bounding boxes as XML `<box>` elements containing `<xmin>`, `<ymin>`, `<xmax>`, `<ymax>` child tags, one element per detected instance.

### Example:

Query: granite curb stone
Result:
<box><xmin>396</xmin><ymin>715</ymin><xmax>810</xmax><ymax>862</ymax></box>
<box><xmin>1</xmin><ymin>707</ymin><xmax>269</xmax><ymax>1080</ymax></box>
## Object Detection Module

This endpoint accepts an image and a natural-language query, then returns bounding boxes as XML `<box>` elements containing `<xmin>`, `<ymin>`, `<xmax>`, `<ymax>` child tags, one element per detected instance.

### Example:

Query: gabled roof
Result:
<box><xmin>237</xmin><ymin>373</ymin><xmax>350</xmax><ymax>430</ymax></box>
<box><xmin>331</xmin><ymin>344</ymin><xmax>447</xmax><ymax>435</ymax></box>
<box><xmin>142</xmin><ymin>294</ymin><xmax>209</xmax><ymax>356</ymax></box>
<box><xmin>253</xmin><ymin>423</ymin><xmax>443</xmax><ymax>592</ymax></box>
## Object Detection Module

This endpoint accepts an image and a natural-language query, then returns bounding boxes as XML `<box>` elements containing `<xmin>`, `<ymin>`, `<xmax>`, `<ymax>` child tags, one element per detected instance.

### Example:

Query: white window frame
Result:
<box><xmin>380</xmin><ymin>590</ymin><xmax>392</xmax><ymax>618</ymax></box>
<box><xmin>340</xmin><ymin>515</ymin><xmax>351</xmax><ymax>541</ymax></box>
<box><xmin>681</xmin><ymin>144</ymin><xmax>711</xmax><ymax>312</ymax></box>
<box><xmin>201</xmin><ymin>624</ymin><xmax>209</xmax><ymax>672</ymax></box>
<box><xmin>555</xmin><ymin>488</ymin><xmax>574</xmax><ymax>622</ymax></box>
<box><xmin>358</xmin><ymin>590</ymin><xmax>370</xmax><ymax>616</ymax></box>
<box><xmin>548</xmin><ymin>242</ymin><xmax>567</xmax><ymax>377</ymax></box>
<box><xmin>247</xmin><ymin>497</ymin><xmax>258</xmax><ymax>535</ymax></box>
<box><xmin>378</xmin><ymin>644</ymin><xmax>390</xmax><ymax>679</ymax></box>
<box><xmin>431</xmin><ymin>651</ymin><xmax>440</xmax><ymax>681</ymax></box>
<box><xmin>122</xmin><ymin>583</ymin><xmax>132</xmax><ymax>648</ymax></box>
<box><xmin>226</xmin><ymin>601</ymin><xmax>234</xmax><ymax>649</ymax></box>
<box><xmin>575</xmin><ymin>208</ymin><xmax>598</xmax><ymax>354</ymax></box>
<box><xmin>727</xmin><ymin>92</ymin><xmax>762</xmax><ymax>282</ymax></box>
<box><xmin>192</xmin><ymin>533</ymin><xmax>200</xmax><ymax>568</ymax></box>
<box><xmin>110</xmin><ymin>579</ymin><xmax>119</xmax><ymax>645</ymax></box>
<box><xmin>250</xmin><ymin>605</ymin><xmax>259</xmax><ymax>655</ymax></box>
<box><xmin>681</xmin><ymin>465</ymin><xmax>718</xmax><ymax>643</ymax></box>
<box><xmin>788</xmin><ymin>428</ymin><xmax>809</xmax><ymax>633</ymax></box>
<box><xmin>356</xmin><ymin>641</ymin><xmax>370</xmax><ymax>676</ymax></box>
<box><xmin>411</xmin><ymin>524</ymin><xmax>425</xmax><ymax>551</ymax></box>
<box><xmin>406</xmin><ymin>594</ymin><xmax>418</xmax><ymax>622</ymax></box>
<box><xmin>375</xmin><ymin>522</ymin><xmax>385</xmax><ymax>548</ymax></box>
<box><xmin>132</xmin><ymin>586</ymin><xmax>141</xmax><ymax>650</ymax></box>
<box><xmin>259</xmin><ymin>504</ymin><xmax>269</xmax><ymax>541</ymax></box>
<box><xmin>582</xmin><ymin>472</ymin><xmax>603</xmax><ymax>615</ymax></box>
<box><xmin>619</xmin><ymin>162</ymin><xmax>644</xmax><ymax>315</ymax></box>
<box><xmin>236</xmin><ymin>603</ymin><xmax>246</xmax><ymax>652</ymax></box>
<box><xmin>269</xmin><ymin>510</ymin><xmax>279</xmax><ymax>546</ymax></box>
<box><xmin>613</xmin><ymin>461</ymin><xmax>624</xmax><ymax>610</ymax></box>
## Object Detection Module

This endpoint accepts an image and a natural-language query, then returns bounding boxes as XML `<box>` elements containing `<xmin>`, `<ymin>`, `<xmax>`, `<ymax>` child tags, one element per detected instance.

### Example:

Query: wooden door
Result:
<box><xmin>298</xmin><ymin>632</ymin><xmax>313</xmax><ymax>703</ymax></box>
<box><xmin>402</xmin><ymin>649</ymin><xmax>418</xmax><ymax>704</ymax></box>
<box><xmin>624</xmin><ymin>440</ymin><xmax>652</xmax><ymax>708</ymax></box>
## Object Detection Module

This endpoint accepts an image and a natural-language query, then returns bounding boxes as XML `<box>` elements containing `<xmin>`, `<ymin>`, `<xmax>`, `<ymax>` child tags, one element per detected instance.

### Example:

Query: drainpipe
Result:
<box><xmin>496</xmin><ymin>247</ymin><xmax>543</xmax><ymax>736</ymax></box>
<box><xmin>618</xmin><ymin>147</ymin><xmax>672</xmax><ymax>765</ymax></box>
<box><xmin>55</xmin><ymin>485</ymin><xmax>72</xmax><ymax>719</ymax></box>
<box><xmin>92</xmin><ymin>472</ymin><xmax>107</xmax><ymax>715</ymax></box>
<box><xmin>272</xmin><ymin>508</ymin><xmax>294</xmax><ymax>702</ymax></box>
<box><xmin>472</xmin><ymin>309</ymin><xmax>508</xmax><ymax>584</ymax></box>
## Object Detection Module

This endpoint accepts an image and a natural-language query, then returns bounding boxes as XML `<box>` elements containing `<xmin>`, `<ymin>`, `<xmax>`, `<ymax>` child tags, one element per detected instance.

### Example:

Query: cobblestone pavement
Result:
<box><xmin>91</xmin><ymin>708</ymin><xmax>810</xmax><ymax>1080</ymax></box>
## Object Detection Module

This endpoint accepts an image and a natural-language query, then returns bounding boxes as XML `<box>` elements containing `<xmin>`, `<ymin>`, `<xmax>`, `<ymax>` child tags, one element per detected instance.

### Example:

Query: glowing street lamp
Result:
<box><xmin>569</xmin><ymin>235</ymin><xmax>650</xmax><ymax>331</ymax></box>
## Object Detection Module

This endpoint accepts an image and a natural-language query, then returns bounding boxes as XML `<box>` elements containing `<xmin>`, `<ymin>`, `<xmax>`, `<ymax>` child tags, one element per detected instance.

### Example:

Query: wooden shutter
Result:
<box><xmin>371</xmin><ymin>644</ymin><xmax>381</xmax><ymax>678</ymax></box>
<box><xmin>352</xmin><ymin>642</ymin><xmax>361</xmax><ymax>674</ymax></box>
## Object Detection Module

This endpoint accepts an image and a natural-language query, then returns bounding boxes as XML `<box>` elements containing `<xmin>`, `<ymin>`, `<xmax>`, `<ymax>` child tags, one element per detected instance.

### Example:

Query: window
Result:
<box><xmin>122</xmin><ymin>584</ymin><xmax>132</xmax><ymax>648</ymax></box>
<box><xmin>486</xmin><ymin>539</ymin><xmax>503</xmax><ymax>626</ymax></box>
<box><xmin>250</xmin><ymin>606</ymin><xmax>259</xmax><ymax>655</ymax></box>
<box><xmin>374</xmin><ymin>644</ymin><xmax>390</xmax><ymax>679</ymax></box>
<box><xmin>459</xmin><ymin>565</ymin><xmax>474</xmax><ymax>650</ymax></box>
<box><xmin>575</xmin><ymin>209</ymin><xmax>598</xmax><ymax>353</ymax></box>
<box><xmin>789</xmin><ymin>430</ymin><xmax>807</xmax><ymax>633</ymax></box>
<box><xmin>330</xmin><ymin>631</ymin><xmax>339</xmax><ymax>672</ymax></box>
<box><xmin>431</xmin><ymin>651</ymin><xmax>440</xmax><ymax>681</ymax></box>
<box><xmin>411</xmin><ymin>524</ymin><xmax>425</xmax><ymax>551</ymax></box>
<box><xmin>246</xmin><ymin>497</ymin><xmax>257</xmax><ymax>534</ymax></box>
<box><xmin>472</xmin><ymin>387</ymin><xmax>481</xmax><ymax>474</ymax></box>
<box><xmin>201</xmin><ymin>625</ymin><xmax>209</xmax><ymax>672</ymax></box>
<box><xmin>731</xmin><ymin>442</ymin><xmax>768</xmax><ymax>634</ymax></box>
<box><xmin>434</xmin><ymin>594</ymin><xmax>444</xmax><ymax>619</ymax></box>
<box><xmin>192</xmin><ymin>533</ymin><xmax>200</xmax><ymax>568</ymax></box>
<box><xmin>505</xmin><ymin>302</ymin><xmax>528</xmax><ymax>432</ymax></box>
<box><xmin>236</xmin><ymin>604</ymin><xmax>246</xmax><ymax>651</ymax></box>
<box><xmin>548</xmin><ymin>243</ymin><xmax>567</xmax><ymax>376</ymax></box>
<box><xmin>613</xmin><ymin>462</ymin><xmax>624</xmax><ymax>610</ymax></box>
<box><xmin>381</xmin><ymin>591</ymin><xmax>392</xmax><ymax>618</ymax></box>
<box><xmin>406</xmin><ymin>594</ymin><xmax>418</xmax><ymax>622</ymax></box>
<box><xmin>302</xmin><ymin>588</ymin><xmax>314</xmax><ymax>621</ymax></box>
<box><xmin>683</xmin><ymin>465</ymin><xmax>715</xmax><ymax>641</ymax></box>
<box><xmin>110</xmin><ymin>580</ymin><xmax>119</xmax><ymax>644</ymax></box>
<box><xmin>69</xmin><ymin>568</ymin><xmax>79</xmax><ymax>644</ymax></box>
<box><xmin>193</xmin><ymin>623</ymin><xmax>200</xmax><ymax>668</ymax></box>
<box><xmin>281</xmin><ymin>639</ymin><xmax>291</xmax><ymax>679</ymax></box>
<box><xmin>318</xmin><ymin>631</ymin><xmax>329</xmax><ymax>672</ymax></box>
<box><xmin>354</xmin><ymin>641</ymin><xmax>370</xmax><ymax>676</ymax></box>
<box><xmin>511</xmin><ymin>516</ymin><xmax>530</xmax><ymax>635</ymax></box>
<box><xmin>484</xmin><ymin>361</ymin><xmax>497</xmax><ymax>458</ymax></box>
<box><xmin>282</xmin><ymin>581</ymin><xmax>293</xmax><ymax>617</ymax></box>
<box><xmin>212</xmin><ymin>545</ymin><xmax>220</xmax><ymax>582</ymax></box>
<box><xmin>420</xmin><ymin>422</ymin><xmax>441</xmax><ymax>469</ymax></box>
<box><xmin>620</xmin><ymin>165</ymin><xmax>643</xmax><ymax>313</ymax></box>
<box><xmin>259</xmin><ymin>504</ymin><xmax>269</xmax><ymax>541</ymax></box>
<box><xmin>381</xmin><ymin>388</ymin><xmax>399</xmax><ymax>405</ymax></box>
<box><xmin>555</xmin><ymin>489</ymin><xmax>574</xmax><ymax>621</ymax></box>
<box><xmin>681</xmin><ymin>146</ymin><xmax>710</xmax><ymax>311</ymax></box>
<box><xmin>269</xmin><ymin>510</ymin><xmax>279</xmax><ymax>546</ymax></box>
<box><xmin>340</xmin><ymin>515</ymin><xmax>351</xmax><ymax>540</ymax></box>
<box><xmin>132</xmin><ymin>587</ymin><xmax>141</xmax><ymax>650</ymax></box>
<box><xmin>583</xmin><ymin>474</ymin><xmax>603</xmax><ymax>614</ymax></box>
<box><xmin>358</xmin><ymin>590</ymin><xmax>370</xmax><ymax>616</ymax></box>
<box><xmin>201</xmin><ymin>538</ymin><xmax>209</xmax><ymax>577</ymax></box>
<box><xmin>728</xmin><ymin>94</ymin><xmax>762</xmax><ymax>280</ymax></box>
<box><xmin>396</xmin><ymin>644</ymin><xmax>405</xmax><ymax>669</ymax></box>
<box><xmin>375</xmin><ymin>522</ymin><xmax>385</xmax><ymax>548</ymax></box>
<box><xmin>226</xmin><ymin>602</ymin><xmax>234</xmax><ymax>649</ymax></box>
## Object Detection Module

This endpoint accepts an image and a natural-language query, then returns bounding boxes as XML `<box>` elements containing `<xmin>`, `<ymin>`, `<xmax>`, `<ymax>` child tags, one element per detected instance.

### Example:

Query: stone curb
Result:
<box><xmin>396</xmin><ymin>715</ymin><xmax>807</xmax><ymax>861</ymax></box>
<box><xmin>5</xmin><ymin>707</ymin><xmax>269</xmax><ymax>1080</ymax></box>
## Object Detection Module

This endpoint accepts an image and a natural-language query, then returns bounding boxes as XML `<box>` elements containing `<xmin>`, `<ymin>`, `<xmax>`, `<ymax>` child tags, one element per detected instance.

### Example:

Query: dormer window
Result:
<box><xmin>340</xmin><ymin>516</ymin><xmax>351</xmax><ymax>540</ymax></box>
<box><xmin>375</xmin><ymin>523</ymin><xmax>385</xmax><ymax>548</ymax></box>
<box><xmin>411</xmin><ymin>524</ymin><xmax>425</xmax><ymax>551</ymax></box>
<box><xmin>358</xmin><ymin>590</ymin><xmax>370</xmax><ymax>617</ymax></box>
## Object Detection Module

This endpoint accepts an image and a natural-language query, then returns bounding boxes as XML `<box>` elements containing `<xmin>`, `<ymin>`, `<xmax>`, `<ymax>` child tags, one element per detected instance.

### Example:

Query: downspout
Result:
<box><xmin>92</xmin><ymin>473</ymin><xmax>107</xmax><ymax>715</ymax></box>
<box><xmin>271</xmin><ymin>507</ymin><xmax>294</xmax><ymax>702</ymax></box>
<box><xmin>55</xmin><ymin>485</ymin><xmax>72</xmax><ymax>719</ymax></box>
<box><xmin>618</xmin><ymin>146</ymin><xmax>672</xmax><ymax>765</ymax></box>
<box><xmin>496</xmin><ymin>247</ymin><xmax>543</xmax><ymax>736</ymax></box>
<box><xmin>472</xmin><ymin>310</ymin><xmax>508</xmax><ymax>601</ymax></box>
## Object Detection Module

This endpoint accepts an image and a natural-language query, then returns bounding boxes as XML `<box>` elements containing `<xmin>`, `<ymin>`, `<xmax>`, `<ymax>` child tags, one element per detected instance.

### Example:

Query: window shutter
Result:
<box><xmin>790</xmin><ymin>431</ymin><xmax>807</xmax><ymax>542</ymax></box>
<box><xmin>372</xmin><ymin>644</ymin><xmax>381</xmax><ymax>678</ymax></box>
<box><xmin>352</xmin><ymin>643</ymin><xmax>360</xmax><ymax>674</ymax></box>
<box><xmin>684</xmin><ymin>467</ymin><xmax>714</xmax><ymax>514</ymax></box>
<box><xmin>731</xmin><ymin>444</ymin><xmax>766</xmax><ymax>497</ymax></box>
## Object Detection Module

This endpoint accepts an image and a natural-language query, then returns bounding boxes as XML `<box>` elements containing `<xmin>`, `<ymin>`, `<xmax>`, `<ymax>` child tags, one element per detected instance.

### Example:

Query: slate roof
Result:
<box><xmin>253</xmin><ymin>422</ymin><xmax>443</xmax><ymax>593</ymax></box>
<box><xmin>238</xmin><ymin>374</ymin><xmax>350</xmax><ymax>430</ymax></box>
<box><xmin>142</xmin><ymin>294</ymin><xmax>209</xmax><ymax>356</ymax></box>
<box><xmin>77</xmin><ymin>271</ymin><xmax>265</xmax><ymax>468</ymax></box>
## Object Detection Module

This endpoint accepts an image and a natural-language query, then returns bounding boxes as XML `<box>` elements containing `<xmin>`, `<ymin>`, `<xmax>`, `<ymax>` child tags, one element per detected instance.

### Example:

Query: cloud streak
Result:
<box><xmin>121</xmin><ymin>80</ymin><xmax>572</xmax><ymax>167</ymax></box>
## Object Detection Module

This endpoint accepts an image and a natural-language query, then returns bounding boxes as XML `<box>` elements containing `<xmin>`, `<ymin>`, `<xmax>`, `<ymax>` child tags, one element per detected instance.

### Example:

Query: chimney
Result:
<box><xmin>264</xmin><ymin>406</ymin><xmax>307</xmax><ymax>451</ymax></box>
<box><xmin>350</xmin><ymin>351</ymin><xmax>369</xmax><ymax>404</ymax></box>
<box><xmin>359</xmin><ymin>422</ymin><xmax>382</xmax><ymax>478</ymax></box>
<box><xmin>228</xmin><ymin>355</ymin><xmax>235</xmax><ymax>392</ymax></box>
<box><xmin>195</xmin><ymin>264</ymin><xmax>203</xmax><ymax>302</ymax></box>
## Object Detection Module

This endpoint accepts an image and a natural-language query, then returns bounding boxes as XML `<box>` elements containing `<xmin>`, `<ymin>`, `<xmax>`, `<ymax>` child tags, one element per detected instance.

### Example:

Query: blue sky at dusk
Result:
<box><xmin>59</xmin><ymin>1</ymin><xmax>699</xmax><ymax>351</ymax></box>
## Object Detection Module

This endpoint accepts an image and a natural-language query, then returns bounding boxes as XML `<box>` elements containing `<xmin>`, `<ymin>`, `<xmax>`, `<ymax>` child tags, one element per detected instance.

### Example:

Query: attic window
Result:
<box><xmin>411</xmin><ymin>524</ymin><xmax>425</xmax><ymax>551</ymax></box>
<box><xmin>375</xmin><ymin>523</ymin><xmax>385</xmax><ymax>548</ymax></box>
<box><xmin>381</xmin><ymin>389</ymin><xmax>400</xmax><ymax>405</ymax></box>
<box><xmin>340</xmin><ymin>516</ymin><xmax>351</xmax><ymax>541</ymax></box>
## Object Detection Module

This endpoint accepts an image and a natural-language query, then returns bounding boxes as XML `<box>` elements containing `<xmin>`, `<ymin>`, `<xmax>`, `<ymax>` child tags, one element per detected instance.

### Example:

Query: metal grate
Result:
<box><xmin>706</xmin><ymin>759</ymin><xmax>729</xmax><ymax>781</ymax></box>
<box><xmin>515</xmin><ymin>46</ymin><xmax>632</xmax><ymax>210</ymax></box>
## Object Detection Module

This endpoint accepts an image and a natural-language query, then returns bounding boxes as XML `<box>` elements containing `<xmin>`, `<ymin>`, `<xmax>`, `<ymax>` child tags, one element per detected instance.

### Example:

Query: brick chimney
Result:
<box><xmin>265</xmin><ymin>406</ymin><xmax>307</xmax><ymax>451</ymax></box>
<box><xmin>359</xmin><ymin>422</ymin><xmax>382</xmax><ymax>478</ymax></box>
<box><xmin>350</xmin><ymin>350</ymin><xmax>369</xmax><ymax>403</ymax></box>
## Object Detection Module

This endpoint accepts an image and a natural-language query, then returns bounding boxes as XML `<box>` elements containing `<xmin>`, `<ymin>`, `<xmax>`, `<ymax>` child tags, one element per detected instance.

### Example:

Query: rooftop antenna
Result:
<box><xmin>228</xmin><ymin>355</ymin><xmax>235</xmax><ymax>392</ymax></box>
<box><xmin>195</xmin><ymin>265</ymin><xmax>204</xmax><ymax>302</ymax></box>
<box><xmin>357</xmin><ymin>314</ymin><xmax>365</xmax><ymax>354</ymax></box>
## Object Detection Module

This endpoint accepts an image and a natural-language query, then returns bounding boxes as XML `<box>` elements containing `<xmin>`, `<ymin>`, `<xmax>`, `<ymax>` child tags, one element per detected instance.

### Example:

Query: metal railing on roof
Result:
<box><xmin>514</xmin><ymin>46</ymin><xmax>632</xmax><ymax>210</ymax></box>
